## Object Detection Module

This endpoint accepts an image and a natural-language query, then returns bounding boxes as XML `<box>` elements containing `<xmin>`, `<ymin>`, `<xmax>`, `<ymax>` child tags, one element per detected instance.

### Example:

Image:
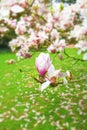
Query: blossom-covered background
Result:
<box><xmin>0</xmin><ymin>0</ymin><xmax>87</xmax><ymax>60</ymax></box>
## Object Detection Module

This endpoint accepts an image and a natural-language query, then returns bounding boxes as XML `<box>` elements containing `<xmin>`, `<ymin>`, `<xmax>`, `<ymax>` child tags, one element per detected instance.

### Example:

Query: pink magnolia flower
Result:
<box><xmin>4</xmin><ymin>19</ymin><xmax>16</xmax><ymax>29</ymax></box>
<box><xmin>50</xmin><ymin>29</ymin><xmax>59</xmax><ymax>40</ymax></box>
<box><xmin>36</xmin><ymin>53</ymin><xmax>51</xmax><ymax>77</ymax></box>
<box><xmin>75</xmin><ymin>40</ymin><xmax>87</xmax><ymax>53</ymax></box>
<box><xmin>39</xmin><ymin>64</ymin><xmax>68</xmax><ymax>91</ymax></box>
<box><xmin>53</xmin><ymin>39</ymin><xmax>66</xmax><ymax>52</ymax></box>
<box><xmin>47</xmin><ymin>44</ymin><xmax>56</xmax><ymax>53</ymax></box>
<box><xmin>15</xmin><ymin>20</ymin><xmax>27</xmax><ymax>35</ymax></box>
<box><xmin>19</xmin><ymin>0</ymin><xmax>28</xmax><ymax>8</ymax></box>
<box><xmin>16</xmin><ymin>49</ymin><xmax>31</xmax><ymax>60</ymax></box>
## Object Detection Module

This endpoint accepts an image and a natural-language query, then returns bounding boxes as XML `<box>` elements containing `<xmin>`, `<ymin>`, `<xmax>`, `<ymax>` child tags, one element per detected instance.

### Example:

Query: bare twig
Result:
<box><xmin>68</xmin><ymin>77</ymin><xmax>87</xmax><ymax>83</ymax></box>
<box><xmin>57</xmin><ymin>77</ymin><xmax>87</xmax><ymax>85</ymax></box>
<box><xmin>64</xmin><ymin>49</ymin><xmax>85</xmax><ymax>62</ymax></box>
<box><xmin>32</xmin><ymin>76</ymin><xmax>43</xmax><ymax>83</ymax></box>
<box><xmin>34</xmin><ymin>13</ymin><xmax>47</xmax><ymax>23</ymax></box>
<box><xmin>30</xmin><ymin>0</ymin><xmax>35</xmax><ymax>7</ymax></box>
<box><xmin>33</xmin><ymin>76</ymin><xmax>87</xmax><ymax>86</ymax></box>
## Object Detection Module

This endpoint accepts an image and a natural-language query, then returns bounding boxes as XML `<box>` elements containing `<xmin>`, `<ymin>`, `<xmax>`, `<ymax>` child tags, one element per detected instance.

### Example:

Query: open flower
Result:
<box><xmin>49</xmin><ymin>66</ymin><xmax>62</xmax><ymax>79</ymax></box>
<box><xmin>10</xmin><ymin>4</ymin><xmax>24</xmax><ymax>14</ymax></box>
<box><xmin>40</xmin><ymin>64</ymin><xmax>64</xmax><ymax>91</ymax></box>
<box><xmin>15</xmin><ymin>20</ymin><xmax>27</xmax><ymax>35</ymax></box>
<box><xmin>35</xmin><ymin>53</ymin><xmax>71</xmax><ymax>92</ymax></box>
<box><xmin>39</xmin><ymin>64</ymin><xmax>69</xmax><ymax>92</ymax></box>
<box><xmin>36</xmin><ymin>53</ymin><xmax>51</xmax><ymax>77</ymax></box>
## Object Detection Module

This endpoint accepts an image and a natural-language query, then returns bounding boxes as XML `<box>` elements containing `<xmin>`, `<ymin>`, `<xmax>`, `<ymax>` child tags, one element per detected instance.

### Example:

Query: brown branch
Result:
<box><xmin>57</xmin><ymin>77</ymin><xmax>87</xmax><ymax>85</ymax></box>
<box><xmin>68</xmin><ymin>77</ymin><xmax>87</xmax><ymax>83</ymax></box>
<box><xmin>30</xmin><ymin>0</ymin><xmax>35</xmax><ymax>7</ymax></box>
<box><xmin>64</xmin><ymin>49</ymin><xmax>85</xmax><ymax>62</ymax></box>
<box><xmin>33</xmin><ymin>75</ymin><xmax>87</xmax><ymax>86</ymax></box>
<box><xmin>34</xmin><ymin>13</ymin><xmax>47</xmax><ymax>23</ymax></box>
<box><xmin>51</xmin><ymin>77</ymin><xmax>87</xmax><ymax>87</ymax></box>
<box><xmin>32</xmin><ymin>76</ymin><xmax>43</xmax><ymax>83</ymax></box>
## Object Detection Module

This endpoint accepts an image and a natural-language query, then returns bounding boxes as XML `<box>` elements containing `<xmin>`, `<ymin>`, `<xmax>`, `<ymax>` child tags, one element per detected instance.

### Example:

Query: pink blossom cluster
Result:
<box><xmin>0</xmin><ymin>0</ymin><xmax>87</xmax><ymax>60</ymax></box>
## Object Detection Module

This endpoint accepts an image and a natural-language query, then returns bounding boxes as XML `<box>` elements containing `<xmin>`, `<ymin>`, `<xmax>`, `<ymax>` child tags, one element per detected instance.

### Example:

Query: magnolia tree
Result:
<box><xmin>0</xmin><ymin>0</ymin><xmax>87</xmax><ymax>59</ymax></box>
<box><xmin>0</xmin><ymin>0</ymin><xmax>87</xmax><ymax>90</ymax></box>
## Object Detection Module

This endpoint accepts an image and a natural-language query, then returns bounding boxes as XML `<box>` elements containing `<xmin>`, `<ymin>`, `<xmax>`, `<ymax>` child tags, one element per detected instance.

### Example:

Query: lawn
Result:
<box><xmin>0</xmin><ymin>48</ymin><xmax>87</xmax><ymax>130</ymax></box>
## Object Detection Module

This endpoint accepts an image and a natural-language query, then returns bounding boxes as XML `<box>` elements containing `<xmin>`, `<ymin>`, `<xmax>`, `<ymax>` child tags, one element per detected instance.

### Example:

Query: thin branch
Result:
<box><xmin>51</xmin><ymin>77</ymin><xmax>87</xmax><ymax>87</ymax></box>
<box><xmin>34</xmin><ymin>13</ymin><xmax>47</xmax><ymax>23</ymax></box>
<box><xmin>32</xmin><ymin>76</ymin><xmax>43</xmax><ymax>83</ymax></box>
<box><xmin>33</xmin><ymin>76</ymin><xmax>87</xmax><ymax>85</ymax></box>
<box><xmin>68</xmin><ymin>77</ymin><xmax>87</xmax><ymax>83</ymax></box>
<box><xmin>64</xmin><ymin>49</ymin><xmax>85</xmax><ymax>62</ymax></box>
<box><xmin>30</xmin><ymin>0</ymin><xmax>35</xmax><ymax>7</ymax></box>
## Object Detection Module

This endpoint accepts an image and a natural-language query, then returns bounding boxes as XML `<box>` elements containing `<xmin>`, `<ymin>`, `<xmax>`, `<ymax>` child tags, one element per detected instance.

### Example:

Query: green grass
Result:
<box><xmin>0</xmin><ymin>48</ymin><xmax>87</xmax><ymax>130</ymax></box>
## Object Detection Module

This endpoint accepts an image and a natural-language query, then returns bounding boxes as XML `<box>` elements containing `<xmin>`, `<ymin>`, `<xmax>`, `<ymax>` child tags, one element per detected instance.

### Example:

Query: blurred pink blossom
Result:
<box><xmin>15</xmin><ymin>20</ymin><xmax>27</xmax><ymax>35</ymax></box>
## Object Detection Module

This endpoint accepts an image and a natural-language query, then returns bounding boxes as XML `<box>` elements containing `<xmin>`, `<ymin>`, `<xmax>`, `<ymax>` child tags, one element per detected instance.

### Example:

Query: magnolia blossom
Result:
<box><xmin>76</xmin><ymin>0</ymin><xmax>87</xmax><ymax>5</ymax></box>
<box><xmin>1</xmin><ymin>0</ymin><xmax>87</xmax><ymax>60</ymax></box>
<box><xmin>10</xmin><ymin>4</ymin><xmax>24</xmax><ymax>13</ymax></box>
<box><xmin>9</xmin><ymin>36</ymin><xmax>27</xmax><ymax>52</ymax></box>
<box><xmin>81</xmin><ymin>8</ymin><xmax>87</xmax><ymax>19</ymax></box>
<box><xmin>75</xmin><ymin>40</ymin><xmax>87</xmax><ymax>53</ymax></box>
<box><xmin>6</xmin><ymin>59</ymin><xmax>16</xmax><ymax>65</ymax></box>
<box><xmin>54</xmin><ymin>39</ymin><xmax>66</xmax><ymax>52</ymax></box>
<box><xmin>47</xmin><ymin>44</ymin><xmax>56</xmax><ymax>53</ymax></box>
<box><xmin>15</xmin><ymin>20</ymin><xmax>27</xmax><ymax>35</ymax></box>
<box><xmin>47</xmin><ymin>65</ymin><xmax>63</xmax><ymax>82</ymax></box>
<box><xmin>33</xmin><ymin>1</ymin><xmax>48</xmax><ymax>16</ymax></box>
<box><xmin>18</xmin><ymin>0</ymin><xmax>28</xmax><ymax>8</ymax></box>
<box><xmin>50</xmin><ymin>29</ymin><xmax>59</xmax><ymax>40</ymax></box>
<box><xmin>0</xmin><ymin>27</ymin><xmax>8</xmax><ymax>36</ymax></box>
<box><xmin>0</xmin><ymin>8</ymin><xmax>9</xmax><ymax>19</ymax></box>
<box><xmin>48</xmin><ymin>39</ymin><xmax>66</xmax><ymax>53</ymax></box>
<box><xmin>56</xmin><ymin>6</ymin><xmax>74</xmax><ymax>30</ymax></box>
<box><xmin>16</xmin><ymin>49</ymin><xmax>31</xmax><ymax>60</ymax></box>
<box><xmin>37</xmin><ymin>31</ymin><xmax>48</xmax><ymax>43</ymax></box>
<box><xmin>83</xmin><ymin>53</ymin><xmax>87</xmax><ymax>60</ymax></box>
<box><xmin>36</xmin><ymin>53</ymin><xmax>51</xmax><ymax>77</ymax></box>
<box><xmin>9</xmin><ymin>38</ymin><xmax>19</xmax><ymax>52</ymax></box>
<box><xmin>75</xmin><ymin>40</ymin><xmax>87</xmax><ymax>60</ymax></box>
<box><xmin>39</xmin><ymin>64</ymin><xmax>69</xmax><ymax>92</ymax></box>
<box><xmin>70</xmin><ymin>25</ymin><xmax>87</xmax><ymax>40</ymax></box>
<box><xmin>4</xmin><ymin>19</ymin><xmax>17</xmax><ymax>29</ymax></box>
<box><xmin>43</xmin><ymin>23</ymin><xmax>53</xmax><ymax>33</ymax></box>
